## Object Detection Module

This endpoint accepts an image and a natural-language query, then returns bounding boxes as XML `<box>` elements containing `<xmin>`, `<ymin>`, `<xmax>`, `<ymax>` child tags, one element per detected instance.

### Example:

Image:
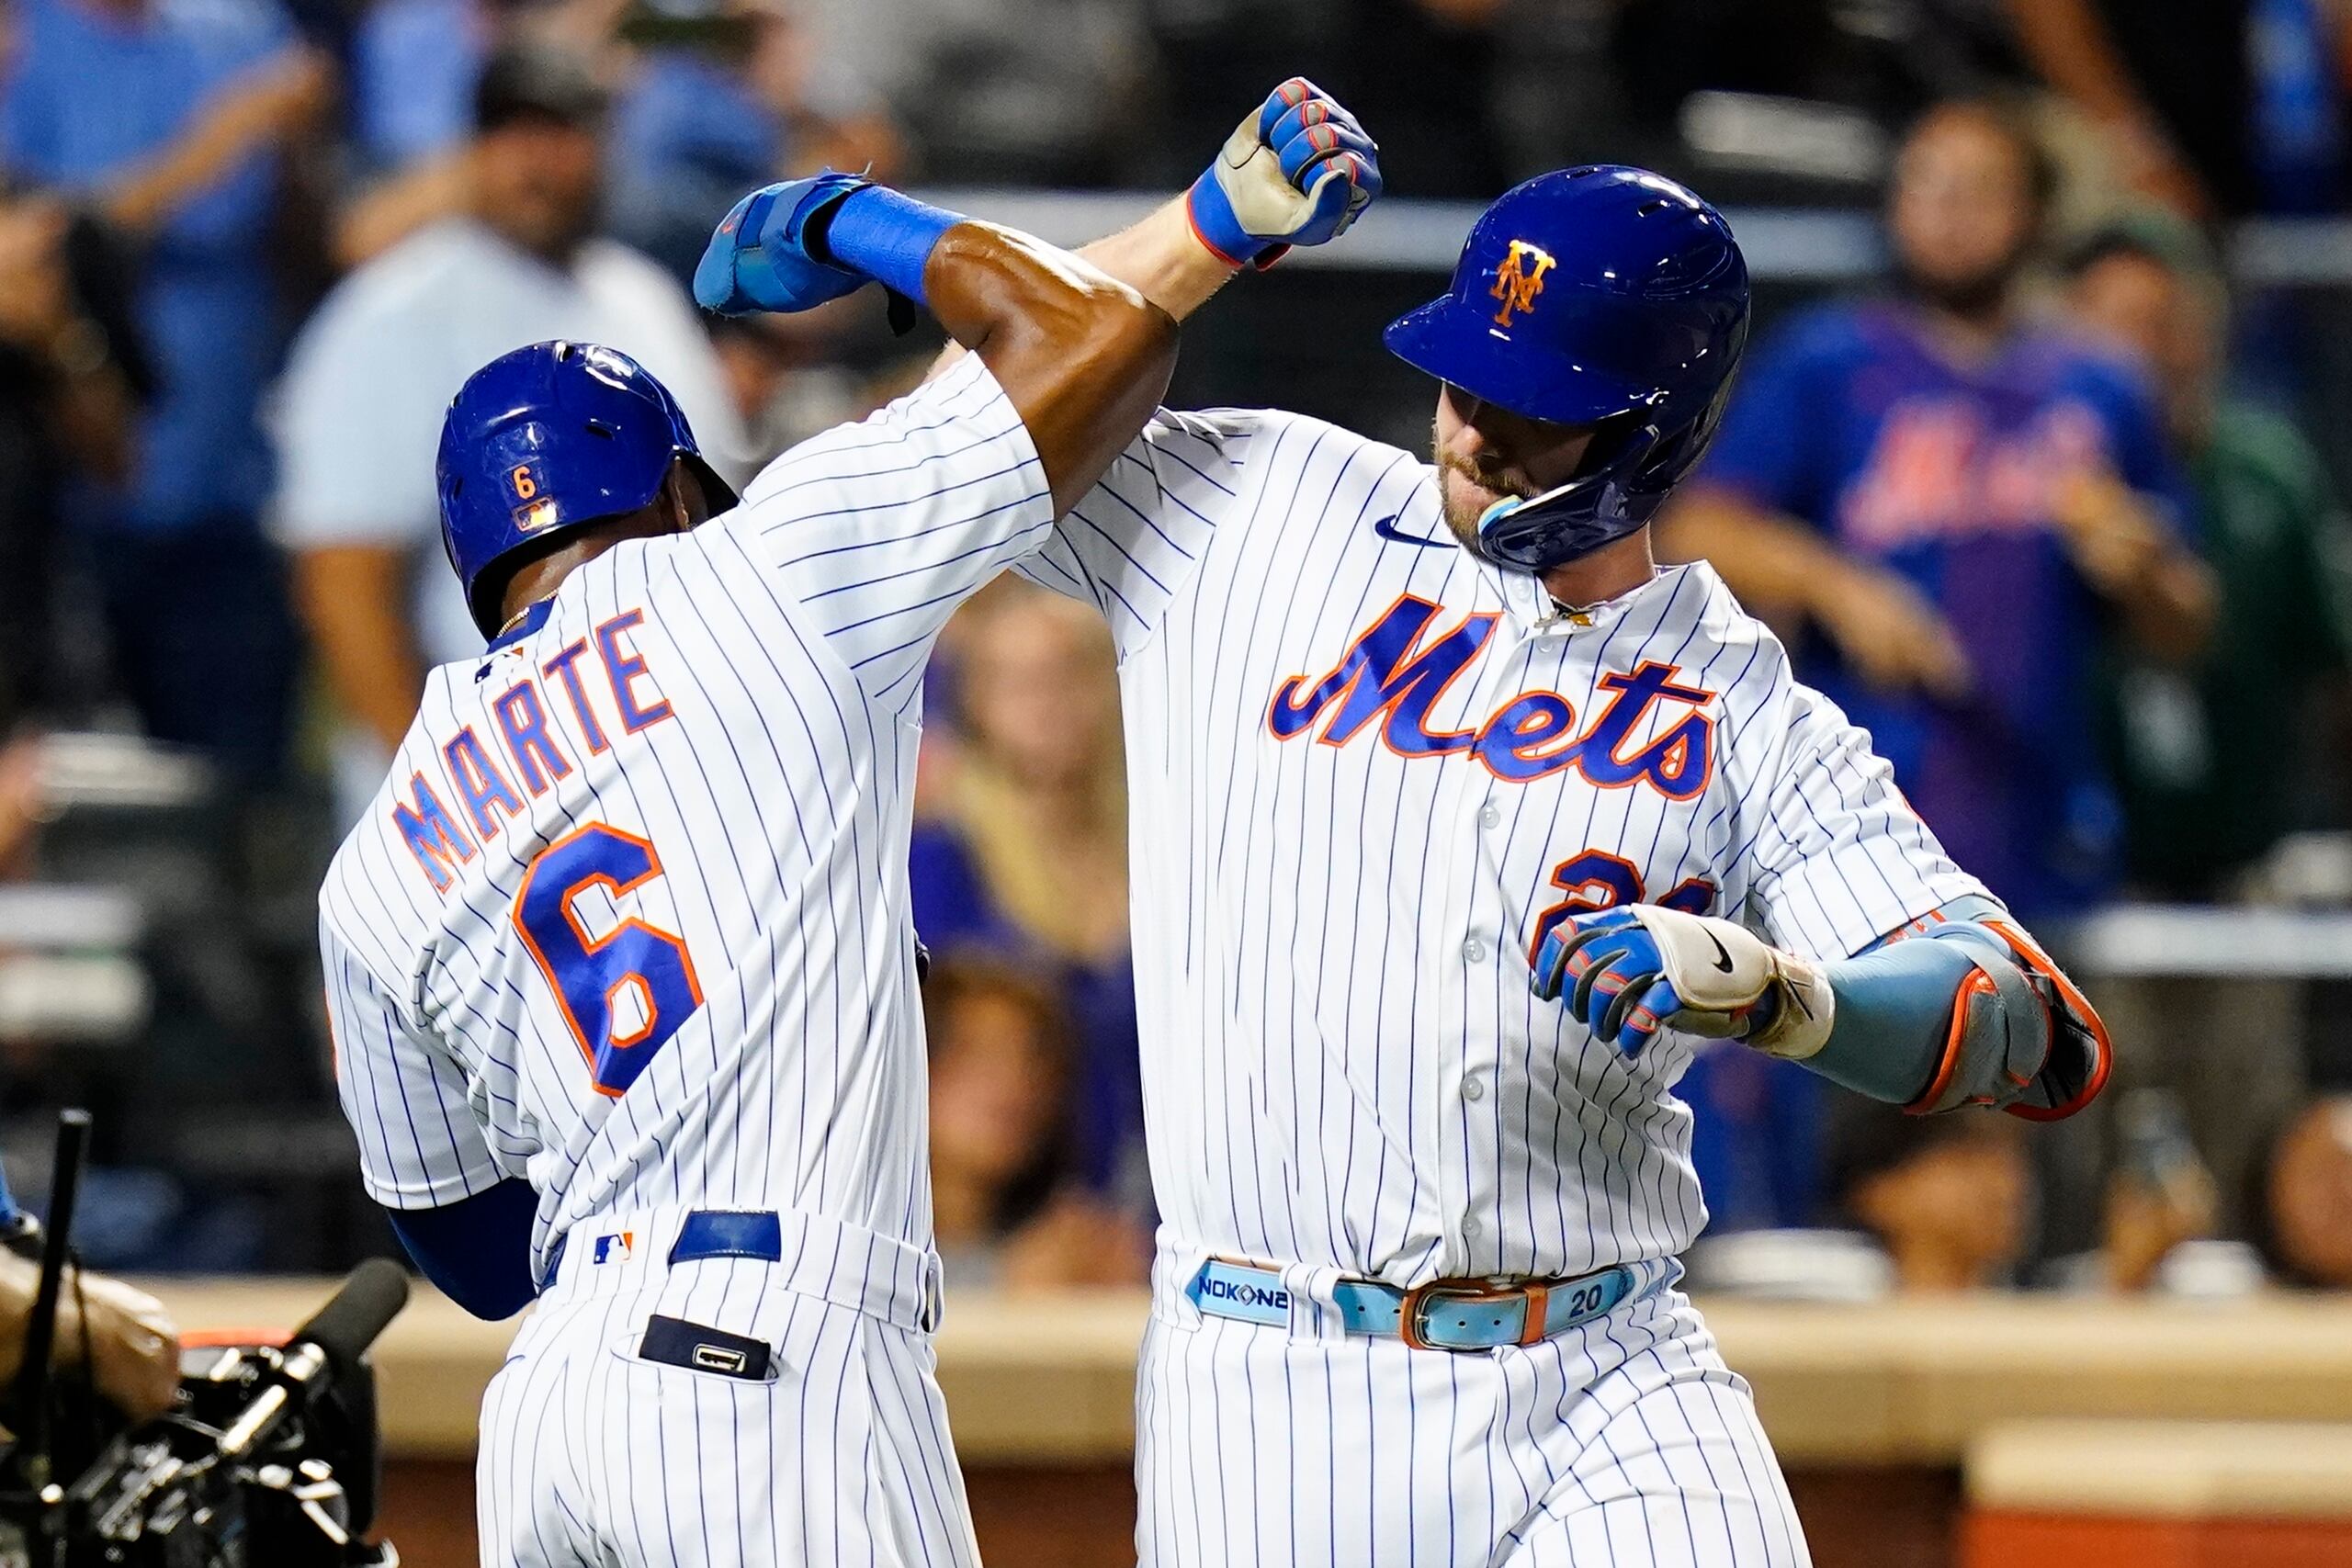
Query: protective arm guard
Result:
<box><xmin>1900</xmin><ymin>917</ymin><xmax>2111</xmax><ymax>1119</ymax></box>
<box><xmin>1796</xmin><ymin>900</ymin><xmax>2111</xmax><ymax>1119</ymax></box>
<box><xmin>1533</xmin><ymin>897</ymin><xmax>2110</xmax><ymax>1121</ymax></box>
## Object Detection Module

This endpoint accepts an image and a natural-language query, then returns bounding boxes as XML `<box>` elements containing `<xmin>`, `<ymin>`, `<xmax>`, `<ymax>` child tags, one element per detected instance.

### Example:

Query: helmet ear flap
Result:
<box><xmin>1568</xmin><ymin>410</ymin><xmax>1646</xmax><ymax>483</ymax></box>
<box><xmin>1628</xmin><ymin>367</ymin><xmax>1740</xmax><ymax>498</ymax></box>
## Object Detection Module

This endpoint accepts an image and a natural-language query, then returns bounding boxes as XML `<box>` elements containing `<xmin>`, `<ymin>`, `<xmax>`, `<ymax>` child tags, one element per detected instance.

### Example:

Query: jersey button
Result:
<box><xmin>1461</xmin><ymin>1216</ymin><xmax>1483</xmax><ymax>1240</ymax></box>
<box><xmin>1478</xmin><ymin>804</ymin><xmax>1501</xmax><ymax>830</ymax></box>
<box><xmin>1462</xmin><ymin>939</ymin><xmax>1487</xmax><ymax>964</ymax></box>
<box><xmin>1462</xmin><ymin>1075</ymin><xmax>1487</xmax><ymax>1102</ymax></box>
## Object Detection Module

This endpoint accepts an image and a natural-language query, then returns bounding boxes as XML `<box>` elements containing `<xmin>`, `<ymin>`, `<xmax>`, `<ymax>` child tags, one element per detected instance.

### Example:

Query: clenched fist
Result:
<box><xmin>1187</xmin><ymin>78</ymin><xmax>1382</xmax><ymax>270</ymax></box>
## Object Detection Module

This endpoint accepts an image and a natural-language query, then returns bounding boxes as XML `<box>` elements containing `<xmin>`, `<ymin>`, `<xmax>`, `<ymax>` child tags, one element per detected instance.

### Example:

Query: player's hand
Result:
<box><xmin>1532</xmin><ymin>905</ymin><xmax>1833</xmax><ymax>1062</ymax></box>
<box><xmin>1187</xmin><ymin>77</ymin><xmax>1381</xmax><ymax>270</ymax></box>
<box><xmin>695</xmin><ymin>173</ymin><xmax>873</xmax><ymax>317</ymax></box>
<box><xmin>1807</xmin><ymin>559</ymin><xmax>1972</xmax><ymax>701</ymax></box>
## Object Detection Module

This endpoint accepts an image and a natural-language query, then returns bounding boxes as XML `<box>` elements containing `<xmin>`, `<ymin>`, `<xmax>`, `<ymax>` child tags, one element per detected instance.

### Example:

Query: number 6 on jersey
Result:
<box><xmin>514</xmin><ymin>823</ymin><xmax>704</xmax><ymax>1097</ymax></box>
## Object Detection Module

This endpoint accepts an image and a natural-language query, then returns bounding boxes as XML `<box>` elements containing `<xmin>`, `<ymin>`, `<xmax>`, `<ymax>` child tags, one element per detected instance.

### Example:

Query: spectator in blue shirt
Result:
<box><xmin>606</xmin><ymin>0</ymin><xmax>902</xmax><ymax>285</ymax></box>
<box><xmin>0</xmin><ymin>0</ymin><xmax>328</xmax><ymax>778</ymax></box>
<box><xmin>605</xmin><ymin>0</ymin><xmax>796</xmax><ymax>285</ymax></box>
<box><xmin>1662</xmin><ymin>98</ymin><xmax>2215</xmax><ymax>918</ymax></box>
<box><xmin>348</xmin><ymin>0</ymin><xmax>485</xmax><ymax>172</ymax></box>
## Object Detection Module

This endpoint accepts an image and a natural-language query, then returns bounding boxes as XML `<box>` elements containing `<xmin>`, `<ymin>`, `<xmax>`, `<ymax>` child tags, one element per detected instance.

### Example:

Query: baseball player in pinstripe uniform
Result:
<box><xmin>990</xmin><ymin>89</ymin><xmax>2114</xmax><ymax>1566</ymax></box>
<box><xmin>313</xmin><ymin>171</ymin><xmax>1206</xmax><ymax>1566</ymax></box>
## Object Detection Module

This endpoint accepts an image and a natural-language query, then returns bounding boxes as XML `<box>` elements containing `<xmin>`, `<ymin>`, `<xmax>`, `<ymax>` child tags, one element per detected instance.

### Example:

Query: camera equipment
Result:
<box><xmin>0</xmin><ymin>1112</ymin><xmax>410</xmax><ymax>1567</ymax></box>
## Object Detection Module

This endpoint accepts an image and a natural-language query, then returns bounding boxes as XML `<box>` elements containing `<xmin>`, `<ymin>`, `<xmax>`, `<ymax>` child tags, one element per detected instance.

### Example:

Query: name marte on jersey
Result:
<box><xmin>391</xmin><ymin>606</ymin><xmax>678</xmax><ymax>893</ymax></box>
<box><xmin>1266</xmin><ymin>592</ymin><xmax>1716</xmax><ymax>798</ymax></box>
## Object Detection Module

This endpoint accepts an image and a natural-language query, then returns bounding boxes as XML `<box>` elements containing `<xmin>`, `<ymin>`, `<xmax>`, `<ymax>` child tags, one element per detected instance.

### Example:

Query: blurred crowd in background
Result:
<box><xmin>3</xmin><ymin>0</ymin><xmax>2352</xmax><ymax>1303</ymax></box>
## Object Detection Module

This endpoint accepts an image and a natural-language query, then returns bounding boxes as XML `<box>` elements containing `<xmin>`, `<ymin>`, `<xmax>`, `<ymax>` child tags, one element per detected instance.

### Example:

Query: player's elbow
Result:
<box><xmin>1044</xmin><ymin>268</ymin><xmax>1178</xmax><ymax>420</ymax></box>
<box><xmin>1008</xmin><ymin>271</ymin><xmax>1178</xmax><ymax>515</ymax></box>
<box><xmin>1069</xmin><ymin>282</ymin><xmax>1179</xmax><ymax>461</ymax></box>
<box><xmin>383</xmin><ymin>1181</ymin><xmax>540</xmax><ymax>1321</ymax></box>
<box><xmin>1085</xmin><ymin>276</ymin><xmax>1179</xmax><ymax>378</ymax></box>
<box><xmin>434</xmin><ymin>1270</ymin><xmax>537</xmax><ymax>1323</ymax></box>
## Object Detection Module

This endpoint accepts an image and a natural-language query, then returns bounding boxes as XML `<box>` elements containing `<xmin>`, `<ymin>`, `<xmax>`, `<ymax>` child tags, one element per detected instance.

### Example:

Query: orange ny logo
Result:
<box><xmin>1490</xmin><ymin>241</ymin><xmax>1555</xmax><ymax>328</ymax></box>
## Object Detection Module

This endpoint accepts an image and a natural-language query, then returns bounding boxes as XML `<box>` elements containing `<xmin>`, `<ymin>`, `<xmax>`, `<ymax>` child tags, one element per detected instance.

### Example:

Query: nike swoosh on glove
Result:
<box><xmin>1532</xmin><ymin>904</ymin><xmax>1835</xmax><ymax>1061</ymax></box>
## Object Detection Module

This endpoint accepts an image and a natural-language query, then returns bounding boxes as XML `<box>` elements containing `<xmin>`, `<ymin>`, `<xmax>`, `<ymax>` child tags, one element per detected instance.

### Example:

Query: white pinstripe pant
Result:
<box><xmin>478</xmin><ymin>1258</ymin><xmax>979</xmax><ymax>1568</ymax></box>
<box><xmin>1136</xmin><ymin>1278</ymin><xmax>1810</xmax><ymax>1568</ymax></box>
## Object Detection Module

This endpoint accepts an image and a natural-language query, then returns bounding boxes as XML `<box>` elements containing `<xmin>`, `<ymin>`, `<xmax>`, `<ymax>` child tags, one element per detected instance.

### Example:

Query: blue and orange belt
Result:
<box><xmin>1186</xmin><ymin>1258</ymin><xmax>1637</xmax><ymax>1352</ymax></box>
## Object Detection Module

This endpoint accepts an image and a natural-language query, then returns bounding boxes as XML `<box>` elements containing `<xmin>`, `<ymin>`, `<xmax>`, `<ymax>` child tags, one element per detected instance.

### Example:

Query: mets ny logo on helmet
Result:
<box><xmin>1491</xmin><ymin>240</ymin><xmax>1555</xmax><ymax>327</ymax></box>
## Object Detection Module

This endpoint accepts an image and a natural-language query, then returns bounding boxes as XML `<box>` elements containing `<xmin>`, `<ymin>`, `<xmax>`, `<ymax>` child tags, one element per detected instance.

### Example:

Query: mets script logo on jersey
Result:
<box><xmin>1491</xmin><ymin>241</ymin><xmax>1555</xmax><ymax>327</ymax></box>
<box><xmin>1267</xmin><ymin>593</ymin><xmax>1714</xmax><ymax>797</ymax></box>
<box><xmin>593</xmin><ymin>1232</ymin><xmax>636</xmax><ymax>1264</ymax></box>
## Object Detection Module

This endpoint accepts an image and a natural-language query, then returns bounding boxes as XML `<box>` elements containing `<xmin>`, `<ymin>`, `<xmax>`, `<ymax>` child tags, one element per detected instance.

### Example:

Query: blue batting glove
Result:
<box><xmin>1532</xmin><ymin>908</ymin><xmax>1684</xmax><ymax>1058</ymax></box>
<box><xmin>695</xmin><ymin>174</ymin><xmax>871</xmax><ymax>316</ymax></box>
<box><xmin>1187</xmin><ymin>77</ymin><xmax>1382</xmax><ymax>269</ymax></box>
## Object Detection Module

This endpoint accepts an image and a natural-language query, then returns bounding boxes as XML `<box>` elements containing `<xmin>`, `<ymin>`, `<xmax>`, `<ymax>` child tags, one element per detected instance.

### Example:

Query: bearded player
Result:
<box><xmin>947</xmin><ymin>95</ymin><xmax>2110</xmax><ymax>1565</ymax></box>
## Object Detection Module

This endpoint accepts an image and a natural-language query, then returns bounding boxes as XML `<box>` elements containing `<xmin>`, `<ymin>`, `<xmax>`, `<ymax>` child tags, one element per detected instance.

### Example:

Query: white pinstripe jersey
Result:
<box><xmin>321</xmin><ymin>355</ymin><xmax>1050</xmax><ymax>1280</ymax></box>
<box><xmin>1026</xmin><ymin>408</ymin><xmax>1990</xmax><ymax>1285</ymax></box>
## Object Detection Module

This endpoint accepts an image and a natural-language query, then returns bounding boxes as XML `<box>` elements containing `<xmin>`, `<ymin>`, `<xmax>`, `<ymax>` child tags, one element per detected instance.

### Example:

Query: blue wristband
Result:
<box><xmin>818</xmin><ymin>186</ymin><xmax>961</xmax><ymax>308</ymax></box>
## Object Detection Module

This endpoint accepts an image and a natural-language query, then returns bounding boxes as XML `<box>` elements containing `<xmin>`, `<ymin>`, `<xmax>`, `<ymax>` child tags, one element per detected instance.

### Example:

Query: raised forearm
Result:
<box><xmin>919</xmin><ymin>220</ymin><xmax>1177</xmax><ymax>515</ymax></box>
<box><xmin>701</xmin><ymin>177</ymin><xmax>1177</xmax><ymax>515</ymax></box>
<box><xmin>920</xmin><ymin>197</ymin><xmax>1237</xmax><ymax>389</ymax></box>
<box><xmin>2002</xmin><ymin>0</ymin><xmax>2151</xmax><ymax>124</ymax></box>
<box><xmin>336</xmin><ymin>149</ymin><xmax>472</xmax><ymax>270</ymax></box>
<box><xmin>926</xmin><ymin>78</ymin><xmax>1374</xmax><ymax>375</ymax></box>
<box><xmin>100</xmin><ymin>48</ymin><xmax>329</xmax><ymax>235</ymax></box>
<box><xmin>1072</xmin><ymin>197</ymin><xmax>1242</xmax><ymax>322</ymax></box>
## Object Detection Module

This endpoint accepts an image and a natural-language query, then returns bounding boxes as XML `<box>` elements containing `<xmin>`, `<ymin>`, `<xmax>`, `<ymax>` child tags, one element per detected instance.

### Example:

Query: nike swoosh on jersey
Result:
<box><xmin>1372</xmin><ymin>515</ymin><xmax>1453</xmax><ymax>549</ymax></box>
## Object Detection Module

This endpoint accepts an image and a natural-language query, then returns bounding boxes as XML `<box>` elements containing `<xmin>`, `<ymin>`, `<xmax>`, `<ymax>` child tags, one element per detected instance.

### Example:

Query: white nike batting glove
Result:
<box><xmin>1532</xmin><ymin>904</ymin><xmax>1835</xmax><ymax>1060</ymax></box>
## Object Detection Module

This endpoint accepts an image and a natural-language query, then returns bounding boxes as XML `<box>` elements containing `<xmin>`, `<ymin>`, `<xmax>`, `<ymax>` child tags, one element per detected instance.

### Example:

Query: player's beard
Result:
<box><xmin>1431</xmin><ymin>426</ymin><xmax>1535</xmax><ymax>553</ymax></box>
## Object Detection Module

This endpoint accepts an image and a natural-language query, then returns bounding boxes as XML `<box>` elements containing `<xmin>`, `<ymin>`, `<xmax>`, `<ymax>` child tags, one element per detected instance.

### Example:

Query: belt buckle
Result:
<box><xmin>1397</xmin><ymin>1277</ymin><xmax>1549</xmax><ymax>1352</ymax></box>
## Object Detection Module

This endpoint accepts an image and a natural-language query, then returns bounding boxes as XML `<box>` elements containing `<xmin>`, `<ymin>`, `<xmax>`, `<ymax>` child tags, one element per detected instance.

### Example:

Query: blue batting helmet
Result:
<box><xmin>437</xmin><ymin>340</ymin><xmax>739</xmax><ymax>637</ymax></box>
<box><xmin>1385</xmin><ymin>166</ymin><xmax>1749</xmax><ymax>572</ymax></box>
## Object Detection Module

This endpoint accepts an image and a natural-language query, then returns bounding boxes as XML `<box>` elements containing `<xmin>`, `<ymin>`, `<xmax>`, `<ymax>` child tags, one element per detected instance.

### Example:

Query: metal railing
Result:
<box><xmin>921</xmin><ymin>190</ymin><xmax>2352</xmax><ymax>287</ymax></box>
